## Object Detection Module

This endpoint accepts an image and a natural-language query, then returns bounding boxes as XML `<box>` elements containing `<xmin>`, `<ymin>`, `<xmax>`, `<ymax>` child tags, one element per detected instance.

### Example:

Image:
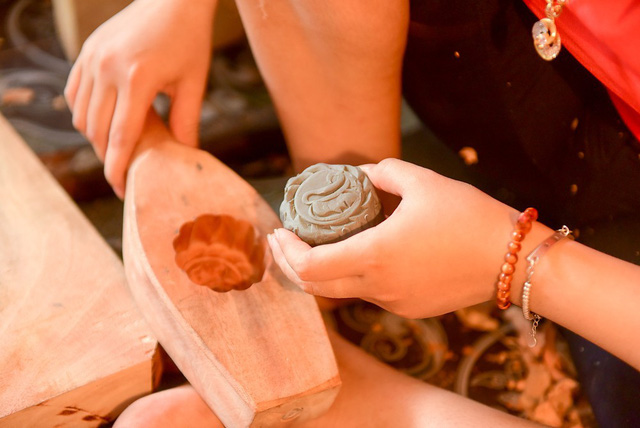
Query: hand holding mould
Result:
<box><xmin>269</xmin><ymin>159</ymin><xmax>533</xmax><ymax>319</ymax></box>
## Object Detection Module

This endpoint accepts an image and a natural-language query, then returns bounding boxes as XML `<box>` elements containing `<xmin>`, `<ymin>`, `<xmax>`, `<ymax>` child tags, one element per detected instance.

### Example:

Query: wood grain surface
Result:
<box><xmin>123</xmin><ymin>115</ymin><xmax>340</xmax><ymax>427</ymax></box>
<box><xmin>0</xmin><ymin>114</ymin><xmax>160</xmax><ymax>427</ymax></box>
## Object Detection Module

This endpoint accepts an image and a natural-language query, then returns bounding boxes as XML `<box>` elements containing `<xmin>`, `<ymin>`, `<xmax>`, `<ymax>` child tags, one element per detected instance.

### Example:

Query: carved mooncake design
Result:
<box><xmin>280</xmin><ymin>163</ymin><xmax>383</xmax><ymax>246</ymax></box>
<box><xmin>173</xmin><ymin>214</ymin><xmax>265</xmax><ymax>292</ymax></box>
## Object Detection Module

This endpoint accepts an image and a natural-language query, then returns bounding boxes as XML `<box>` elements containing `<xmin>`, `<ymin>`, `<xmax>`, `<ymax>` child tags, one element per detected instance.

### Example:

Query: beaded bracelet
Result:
<box><xmin>522</xmin><ymin>225</ymin><xmax>573</xmax><ymax>347</ymax></box>
<box><xmin>496</xmin><ymin>207</ymin><xmax>538</xmax><ymax>310</ymax></box>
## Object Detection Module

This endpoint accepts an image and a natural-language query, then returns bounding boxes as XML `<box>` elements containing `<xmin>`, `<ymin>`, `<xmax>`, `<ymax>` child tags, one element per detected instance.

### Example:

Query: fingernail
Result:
<box><xmin>114</xmin><ymin>186</ymin><xmax>124</xmax><ymax>200</ymax></box>
<box><xmin>297</xmin><ymin>283</ymin><xmax>309</xmax><ymax>293</ymax></box>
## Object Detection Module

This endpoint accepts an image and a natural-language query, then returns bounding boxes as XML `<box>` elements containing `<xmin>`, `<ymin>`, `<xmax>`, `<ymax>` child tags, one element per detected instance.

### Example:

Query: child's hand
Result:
<box><xmin>65</xmin><ymin>0</ymin><xmax>215</xmax><ymax>197</ymax></box>
<box><xmin>269</xmin><ymin>158</ymin><xmax>547</xmax><ymax>318</ymax></box>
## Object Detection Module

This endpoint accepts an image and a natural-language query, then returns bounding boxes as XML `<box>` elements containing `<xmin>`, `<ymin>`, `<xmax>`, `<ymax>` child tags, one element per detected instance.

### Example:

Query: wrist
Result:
<box><xmin>150</xmin><ymin>0</ymin><xmax>218</xmax><ymax>17</ymax></box>
<box><xmin>508</xmin><ymin>221</ymin><xmax>554</xmax><ymax>307</ymax></box>
<box><xmin>485</xmin><ymin>210</ymin><xmax>553</xmax><ymax>309</ymax></box>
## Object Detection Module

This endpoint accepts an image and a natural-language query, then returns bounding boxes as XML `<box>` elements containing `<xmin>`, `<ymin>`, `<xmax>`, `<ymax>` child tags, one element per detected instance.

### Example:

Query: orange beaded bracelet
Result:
<box><xmin>496</xmin><ymin>207</ymin><xmax>538</xmax><ymax>310</ymax></box>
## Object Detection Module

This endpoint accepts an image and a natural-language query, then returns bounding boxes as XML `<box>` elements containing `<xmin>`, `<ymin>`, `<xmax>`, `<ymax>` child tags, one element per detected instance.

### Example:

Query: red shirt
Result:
<box><xmin>524</xmin><ymin>0</ymin><xmax>640</xmax><ymax>139</ymax></box>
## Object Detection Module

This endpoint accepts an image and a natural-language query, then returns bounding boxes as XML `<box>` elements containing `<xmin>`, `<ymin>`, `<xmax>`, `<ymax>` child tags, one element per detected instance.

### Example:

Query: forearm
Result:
<box><xmin>135</xmin><ymin>0</ymin><xmax>218</xmax><ymax>22</ymax></box>
<box><xmin>234</xmin><ymin>0</ymin><xmax>407</xmax><ymax>171</ymax></box>
<box><xmin>510</xmin><ymin>223</ymin><xmax>640</xmax><ymax>370</ymax></box>
<box><xmin>162</xmin><ymin>0</ymin><xmax>218</xmax><ymax>13</ymax></box>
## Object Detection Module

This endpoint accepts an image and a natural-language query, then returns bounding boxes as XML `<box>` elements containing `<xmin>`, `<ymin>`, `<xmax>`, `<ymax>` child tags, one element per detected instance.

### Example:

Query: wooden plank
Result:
<box><xmin>0</xmin><ymin>114</ymin><xmax>161</xmax><ymax>427</ymax></box>
<box><xmin>123</xmin><ymin>114</ymin><xmax>340</xmax><ymax>427</ymax></box>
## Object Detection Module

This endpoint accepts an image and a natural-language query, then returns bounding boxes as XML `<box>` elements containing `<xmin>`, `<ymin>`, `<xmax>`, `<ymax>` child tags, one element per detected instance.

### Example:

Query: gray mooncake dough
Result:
<box><xmin>280</xmin><ymin>163</ymin><xmax>383</xmax><ymax>246</ymax></box>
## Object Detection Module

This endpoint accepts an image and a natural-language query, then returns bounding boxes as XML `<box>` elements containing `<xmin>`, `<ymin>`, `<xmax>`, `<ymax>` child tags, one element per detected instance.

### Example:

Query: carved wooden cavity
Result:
<box><xmin>173</xmin><ymin>214</ymin><xmax>265</xmax><ymax>292</ymax></box>
<box><xmin>280</xmin><ymin>163</ymin><xmax>383</xmax><ymax>246</ymax></box>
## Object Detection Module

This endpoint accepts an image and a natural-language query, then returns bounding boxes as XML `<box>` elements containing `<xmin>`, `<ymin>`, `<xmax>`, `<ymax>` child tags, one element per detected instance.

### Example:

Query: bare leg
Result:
<box><xmin>113</xmin><ymin>384</ymin><xmax>223</xmax><ymax>428</ymax></box>
<box><xmin>114</xmin><ymin>330</ymin><xmax>538</xmax><ymax>427</ymax></box>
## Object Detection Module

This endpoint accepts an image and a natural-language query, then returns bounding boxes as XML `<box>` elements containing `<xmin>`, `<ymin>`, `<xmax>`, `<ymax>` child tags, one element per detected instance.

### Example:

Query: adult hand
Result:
<box><xmin>65</xmin><ymin>0</ymin><xmax>216</xmax><ymax>198</ymax></box>
<box><xmin>268</xmin><ymin>158</ymin><xmax>549</xmax><ymax>319</ymax></box>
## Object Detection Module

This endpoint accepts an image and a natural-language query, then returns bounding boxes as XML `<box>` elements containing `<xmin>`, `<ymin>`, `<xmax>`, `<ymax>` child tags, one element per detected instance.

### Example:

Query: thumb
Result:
<box><xmin>359</xmin><ymin>158</ymin><xmax>419</xmax><ymax>198</ymax></box>
<box><xmin>361</xmin><ymin>159</ymin><xmax>423</xmax><ymax>214</ymax></box>
<box><xmin>168</xmin><ymin>80</ymin><xmax>205</xmax><ymax>147</ymax></box>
